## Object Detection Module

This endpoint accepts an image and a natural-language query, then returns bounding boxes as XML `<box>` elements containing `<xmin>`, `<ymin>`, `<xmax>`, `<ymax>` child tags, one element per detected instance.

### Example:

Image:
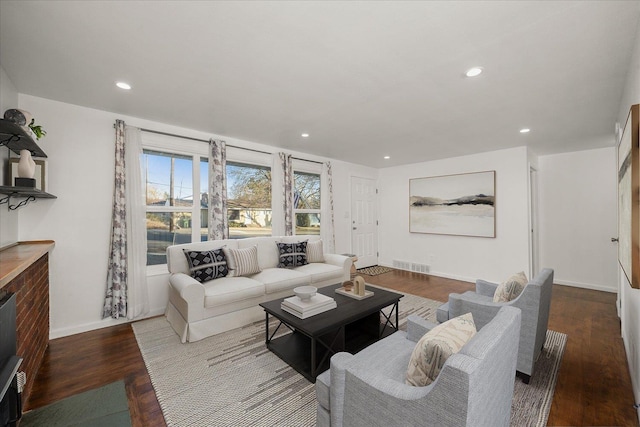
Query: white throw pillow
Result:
<box><xmin>226</xmin><ymin>246</ymin><xmax>261</xmax><ymax>276</ymax></box>
<box><xmin>306</xmin><ymin>240</ymin><xmax>325</xmax><ymax>263</ymax></box>
<box><xmin>493</xmin><ymin>271</ymin><xmax>528</xmax><ymax>303</ymax></box>
<box><xmin>406</xmin><ymin>313</ymin><xmax>477</xmax><ymax>387</ymax></box>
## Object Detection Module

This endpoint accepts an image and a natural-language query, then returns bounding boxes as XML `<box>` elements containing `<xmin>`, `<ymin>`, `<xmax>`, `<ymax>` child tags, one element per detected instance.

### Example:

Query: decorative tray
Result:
<box><xmin>335</xmin><ymin>287</ymin><xmax>374</xmax><ymax>300</ymax></box>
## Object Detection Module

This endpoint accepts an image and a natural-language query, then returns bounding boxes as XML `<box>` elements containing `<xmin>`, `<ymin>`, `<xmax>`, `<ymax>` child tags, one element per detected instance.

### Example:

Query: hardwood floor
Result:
<box><xmin>25</xmin><ymin>270</ymin><xmax>639</xmax><ymax>426</ymax></box>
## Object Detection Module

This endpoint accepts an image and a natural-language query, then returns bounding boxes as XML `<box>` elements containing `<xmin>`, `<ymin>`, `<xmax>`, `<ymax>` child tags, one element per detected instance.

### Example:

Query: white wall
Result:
<box><xmin>617</xmin><ymin>19</ymin><xmax>640</xmax><ymax>420</ymax></box>
<box><xmin>537</xmin><ymin>147</ymin><xmax>618</xmax><ymax>292</ymax></box>
<box><xmin>16</xmin><ymin>94</ymin><xmax>376</xmax><ymax>338</ymax></box>
<box><xmin>0</xmin><ymin>65</ymin><xmax>19</xmax><ymax>248</ymax></box>
<box><xmin>377</xmin><ymin>146</ymin><xmax>531</xmax><ymax>284</ymax></box>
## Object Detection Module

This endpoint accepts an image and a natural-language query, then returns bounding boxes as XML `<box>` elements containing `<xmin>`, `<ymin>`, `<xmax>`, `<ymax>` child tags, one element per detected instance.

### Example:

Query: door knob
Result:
<box><xmin>611</xmin><ymin>237</ymin><xmax>619</xmax><ymax>242</ymax></box>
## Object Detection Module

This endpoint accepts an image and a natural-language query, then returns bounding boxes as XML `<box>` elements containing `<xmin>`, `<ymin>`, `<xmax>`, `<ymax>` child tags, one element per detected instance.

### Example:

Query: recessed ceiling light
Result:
<box><xmin>520</xmin><ymin>128</ymin><xmax>530</xmax><ymax>133</ymax></box>
<box><xmin>465</xmin><ymin>67</ymin><xmax>483</xmax><ymax>77</ymax></box>
<box><xmin>116</xmin><ymin>81</ymin><xmax>131</xmax><ymax>90</ymax></box>
<box><xmin>384</xmin><ymin>156</ymin><xmax>390</xmax><ymax>159</ymax></box>
<box><xmin>301</xmin><ymin>133</ymin><xmax>309</xmax><ymax>138</ymax></box>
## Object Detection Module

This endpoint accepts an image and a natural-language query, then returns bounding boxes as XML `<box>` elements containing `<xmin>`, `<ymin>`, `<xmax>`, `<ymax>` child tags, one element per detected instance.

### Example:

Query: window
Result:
<box><xmin>143</xmin><ymin>150</ymin><xmax>204</xmax><ymax>265</ymax></box>
<box><xmin>226</xmin><ymin>161</ymin><xmax>272</xmax><ymax>238</ymax></box>
<box><xmin>294</xmin><ymin>171</ymin><xmax>321</xmax><ymax>235</ymax></box>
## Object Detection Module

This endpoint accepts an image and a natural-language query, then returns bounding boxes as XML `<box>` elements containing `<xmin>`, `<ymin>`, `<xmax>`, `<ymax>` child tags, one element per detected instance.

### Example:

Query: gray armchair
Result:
<box><xmin>316</xmin><ymin>306</ymin><xmax>521</xmax><ymax>427</ymax></box>
<box><xmin>436</xmin><ymin>268</ymin><xmax>554</xmax><ymax>383</ymax></box>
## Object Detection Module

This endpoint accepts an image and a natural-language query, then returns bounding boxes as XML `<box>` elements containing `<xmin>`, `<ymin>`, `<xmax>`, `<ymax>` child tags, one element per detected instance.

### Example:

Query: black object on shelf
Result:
<box><xmin>0</xmin><ymin>119</ymin><xmax>47</xmax><ymax>158</ymax></box>
<box><xmin>0</xmin><ymin>186</ymin><xmax>56</xmax><ymax>210</ymax></box>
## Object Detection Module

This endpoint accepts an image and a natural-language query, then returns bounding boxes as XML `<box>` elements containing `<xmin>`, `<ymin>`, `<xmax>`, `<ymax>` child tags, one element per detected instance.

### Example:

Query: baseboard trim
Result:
<box><xmin>377</xmin><ymin>263</ymin><xmax>475</xmax><ymax>284</ymax></box>
<box><xmin>50</xmin><ymin>306</ymin><xmax>166</xmax><ymax>339</ymax></box>
<box><xmin>554</xmin><ymin>279</ymin><xmax>616</xmax><ymax>293</ymax></box>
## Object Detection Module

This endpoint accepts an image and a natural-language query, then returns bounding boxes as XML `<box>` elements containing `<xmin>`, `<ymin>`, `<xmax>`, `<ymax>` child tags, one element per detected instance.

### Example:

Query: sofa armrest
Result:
<box><xmin>448</xmin><ymin>291</ymin><xmax>503</xmax><ymax>330</ymax></box>
<box><xmin>168</xmin><ymin>273</ymin><xmax>205</xmax><ymax>322</ymax></box>
<box><xmin>323</xmin><ymin>253</ymin><xmax>351</xmax><ymax>281</ymax></box>
<box><xmin>476</xmin><ymin>279</ymin><xmax>499</xmax><ymax>297</ymax></box>
<box><xmin>406</xmin><ymin>314</ymin><xmax>437</xmax><ymax>342</ymax></box>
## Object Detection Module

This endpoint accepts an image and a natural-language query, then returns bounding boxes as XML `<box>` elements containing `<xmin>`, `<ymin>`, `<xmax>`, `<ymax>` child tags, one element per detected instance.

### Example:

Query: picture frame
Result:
<box><xmin>409</xmin><ymin>170</ymin><xmax>496</xmax><ymax>237</ymax></box>
<box><xmin>617</xmin><ymin>104</ymin><xmax>639</xmax><ymax>289</ymax></box>
<box><xmin>8</xmin><ymin>158</ymin><xmax>47</xmax><ymax>191</ymax></box>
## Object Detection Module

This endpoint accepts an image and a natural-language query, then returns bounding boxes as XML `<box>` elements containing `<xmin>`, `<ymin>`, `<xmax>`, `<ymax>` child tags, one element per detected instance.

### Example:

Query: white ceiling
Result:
<box><xmin>1</xmin><ymin>1</ymin><xmax>639</xmax><ymax>168</ymax></box>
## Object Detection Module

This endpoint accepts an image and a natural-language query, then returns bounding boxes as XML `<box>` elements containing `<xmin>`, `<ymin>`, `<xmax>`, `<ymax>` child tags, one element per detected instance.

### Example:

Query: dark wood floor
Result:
<box><xmin>25</xmin><ymin>270</ymin><xmax>639</xmax><ymax>426</ymax></box>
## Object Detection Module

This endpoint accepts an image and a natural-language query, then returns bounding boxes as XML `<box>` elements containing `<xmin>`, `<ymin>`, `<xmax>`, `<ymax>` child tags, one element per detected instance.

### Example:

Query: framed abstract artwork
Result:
<box><xmin>409</xmin><ymin>170</ymin><xmax>496</xmax><ymax>237</ymax></box>
<box><xmin>617</xmin><ymin>104</ymin><xmax>639</xmax><ymax>289</ymax></box>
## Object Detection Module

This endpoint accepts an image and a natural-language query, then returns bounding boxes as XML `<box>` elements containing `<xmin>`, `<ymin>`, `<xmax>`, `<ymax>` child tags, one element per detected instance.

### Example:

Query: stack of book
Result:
<box><xmin>281</xmin><ymin>293</ymin><xmax>337</xmax><ymax>319</ymax></box>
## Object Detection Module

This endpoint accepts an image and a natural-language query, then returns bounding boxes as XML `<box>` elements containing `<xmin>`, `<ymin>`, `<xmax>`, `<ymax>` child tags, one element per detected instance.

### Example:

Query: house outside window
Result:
<box><xmin>226</xmin><ymin>161</ymin><xmax>272</xmax><ymax>238</ymax></box>
<box><xmin>294</xmin><ymin>171</ymin><xmax>321</xmax><ymax>235</ymax></box>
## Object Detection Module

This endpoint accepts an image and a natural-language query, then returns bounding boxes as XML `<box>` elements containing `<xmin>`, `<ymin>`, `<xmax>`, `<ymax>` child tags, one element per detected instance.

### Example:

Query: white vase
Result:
<box><xmin>17</xmin><ymin>149</ymin><xmax>36</xmax><ymax>178</ymax></box>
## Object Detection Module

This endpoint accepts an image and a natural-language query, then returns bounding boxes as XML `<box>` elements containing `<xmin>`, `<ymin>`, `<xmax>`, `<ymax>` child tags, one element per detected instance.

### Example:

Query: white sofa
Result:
<box><xmin>165</xmin><ymin>235</ymin><xmax>351</xmax><ymax>342</ymax></box>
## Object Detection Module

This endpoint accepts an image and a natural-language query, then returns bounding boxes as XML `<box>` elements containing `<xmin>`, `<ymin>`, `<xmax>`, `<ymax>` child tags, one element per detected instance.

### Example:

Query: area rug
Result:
<box><xmin>133</xmin><ymin>290</ymin><xmax>566</xmax><ymax>427</ymax></box>
<box><xmin>20</xmin><ymin>381</ymin><xmax>131</xmax><ymax>426</ymax></box>
<box><xmin>356</xmin><ymin>265</ymin><xmax>395</xmax><ymax>275</ymax></box>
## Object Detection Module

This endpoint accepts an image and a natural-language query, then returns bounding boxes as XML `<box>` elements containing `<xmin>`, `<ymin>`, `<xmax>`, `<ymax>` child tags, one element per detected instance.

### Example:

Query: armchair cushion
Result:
<box><xmin>183</xmin><ymin>248</ymin><xmax>229</xmax><ymax>283</ymax></box>
<box><xmin>406</xmin><ymin>313</ymin><xmax>476</xmax><ymax>386</ymax></box>
<box><xmin>493</xmin><ymin>271</ymin><xmax>528</xmax><ymax>302</ymax></box>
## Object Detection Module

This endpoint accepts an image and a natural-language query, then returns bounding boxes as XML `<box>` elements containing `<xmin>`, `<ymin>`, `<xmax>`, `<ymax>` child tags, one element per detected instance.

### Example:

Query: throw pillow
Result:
<box><xmin>277</xmin><ymin>241</ymin><xmax>309</xmax><ymax>268</ymax></box>
<box><xmin>306</xmin><ymin>240</ymin><xmax>325</xmax><ymax>263</ymax></box>
<box><xmin>406</xmin><ymin>312</ymin><xmax>477</xmax><ymax>387</ymax></box>
<box><xmin>226</xmin><ymin>246</ymin><xmax>261</xmax><ymax>276</ymax></box>
<box><xmin>493</xmin><ymin>271</ymin><xmax>528</xmax><ymax>303</ymax></box>
<box><xmin>183</xmin><ymin>248</ymin><xmax>228</xmax><ymax>283</ymax></box>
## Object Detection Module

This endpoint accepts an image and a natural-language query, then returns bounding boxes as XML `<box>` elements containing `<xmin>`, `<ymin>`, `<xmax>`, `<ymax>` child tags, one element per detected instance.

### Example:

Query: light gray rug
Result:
<box><xmin>133</xmin><ymin>289</ymin><xmax>566</xmax><ymax>427</ymax></box>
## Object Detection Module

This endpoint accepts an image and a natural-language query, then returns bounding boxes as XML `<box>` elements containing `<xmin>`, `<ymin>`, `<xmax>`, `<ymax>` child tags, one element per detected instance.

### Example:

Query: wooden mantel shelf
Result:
<box><xmin>0</xmin><ymin>240</ymin><xmax>55</xmax><ymax>289</ymax></box>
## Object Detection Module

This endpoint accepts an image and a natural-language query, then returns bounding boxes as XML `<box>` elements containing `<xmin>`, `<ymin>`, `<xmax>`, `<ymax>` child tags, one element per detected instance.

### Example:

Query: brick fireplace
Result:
<box><xmin>0</xmin><ymin>241</ymin><xmax>53</xmax><ymax>417</ymax></box>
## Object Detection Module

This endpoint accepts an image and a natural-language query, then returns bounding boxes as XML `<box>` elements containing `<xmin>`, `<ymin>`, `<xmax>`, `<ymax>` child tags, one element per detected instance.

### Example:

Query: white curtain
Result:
<box><xmin>321</xmin><ymin>161</ymin><xmax>336</xmax><ymax>253</ymax></box>
<box><xmin>125</xmin><ymin>126</ymin><xmax>149</xmax><ymax>320</ymax></box>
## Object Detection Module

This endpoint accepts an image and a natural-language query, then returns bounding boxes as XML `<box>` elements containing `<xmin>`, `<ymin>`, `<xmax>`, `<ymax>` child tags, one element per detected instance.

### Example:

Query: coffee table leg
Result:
<box><xmin>264</xmin><ymin>312</ymin><xmax>269</xmax><ymax>344</ymax></box>
<box><xmin>311</xmin><ymin>337</ymin><xmax>316</xmax><ymax>379</ymax></box>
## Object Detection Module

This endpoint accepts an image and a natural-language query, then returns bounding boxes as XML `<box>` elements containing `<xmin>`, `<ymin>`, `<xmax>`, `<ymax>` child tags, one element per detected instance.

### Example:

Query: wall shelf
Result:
<box><xmin>0</xmin><ymin>119</ymin><xmax>47</xmax><ymax>158</ymax></box>
<box><xmin>0</xmin><ymin>186</ymin><xmax>56</xmax><ymax>210</ymax></box>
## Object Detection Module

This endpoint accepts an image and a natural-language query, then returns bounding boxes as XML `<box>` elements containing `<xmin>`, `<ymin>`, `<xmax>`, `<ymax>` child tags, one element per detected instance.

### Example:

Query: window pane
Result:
<box><xmin>295</xmin><ymin>213</ymin><xmax>320</xmax><ymax>235</ymax></box>
<box><xmin>227</xmin><ymin>162</ymin><xmax>272</xmax><ymax>238</ymax></box>
<box><xmin>294</xmin><ymin>172</ymin><xmax>321</xmax><ymax>209</ymax></box>
<box><xmin>143</xmin><ymin>150</ymin><xmax>193</xmax><ymax>207</ymax></box>
<box><xmin>146</xmin><ymin>212</ymin><xmax>192</xmax><ymax>265</ymax></box>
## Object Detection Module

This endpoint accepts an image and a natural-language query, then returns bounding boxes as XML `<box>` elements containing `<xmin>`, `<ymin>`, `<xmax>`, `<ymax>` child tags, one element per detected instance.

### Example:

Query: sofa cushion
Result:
<box><xmin>406</xmin><ymin>313</ymin><xmax>476</xmax><ymax>387</ymax></box>
<box><xmin>306</xmin><ymin>240</ymin><xmax>325</xmax><ymax>263</ymax></box>
<box><xmin>277</xmin><ymin>241</ymin><xmax>309</xmax><ymax>268</ymax></box>
<box><xmin>250</xmin><ymin>268</ymin><xmax>310</xmax><ymax>294</ymax></box>
<box><xmin>167</xmin><ymin>240</ymin><xmax>239</xmax><ymax>274</ymax></box>
<box><xmin>203</xmin><ymin>276</ymin><xmax>265</xmax><ymax>308</ymax></box>
<box><xmin>183</xmin><ymin>248</ymin><xmax>229</xmax><ymax>282</ymax></box>
<box><xmin>226</xmin><ymin>246</ymin><xmax>262</xmax><ymax>276</ymax></box>
<box><xmin>350</xmin><ymin>331</ymin><xmax>416</xmax><ymax>382</ymax></box>
<box><xmin>493</xmin><ymin>271</ymin><xmax>528</xmax><ymax>303</ymax></box>
<box><xmin>294</xmin><ymin>263</ymin><xmax>343</xmax><ymax>284</ymax></box>
<box><xmin>238</xmin><ymin>237</ymin><xmax>279</xmax><ymax>269</ymax></box>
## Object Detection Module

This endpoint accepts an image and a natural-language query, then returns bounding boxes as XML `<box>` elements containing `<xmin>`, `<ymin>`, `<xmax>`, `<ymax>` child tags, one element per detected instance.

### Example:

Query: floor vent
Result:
<box><xmin>392</xmin><ymin>260</ymin><xmax>429</xmax><ymax>274</ymax></box>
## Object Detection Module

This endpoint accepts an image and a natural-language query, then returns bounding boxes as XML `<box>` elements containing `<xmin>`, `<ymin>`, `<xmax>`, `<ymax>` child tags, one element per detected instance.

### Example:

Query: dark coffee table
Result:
<box><xmin>259</xmin><ymin>283</ymin><xmax>403</xmax><ymax>382</ymax></box>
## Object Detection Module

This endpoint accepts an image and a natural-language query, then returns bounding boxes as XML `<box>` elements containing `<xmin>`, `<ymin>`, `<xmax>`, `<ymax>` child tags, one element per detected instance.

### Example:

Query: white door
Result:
<box><xmin>351</xmin><ymin>177</ymin><xmax>378</xmax><ymax>268</ymax></box>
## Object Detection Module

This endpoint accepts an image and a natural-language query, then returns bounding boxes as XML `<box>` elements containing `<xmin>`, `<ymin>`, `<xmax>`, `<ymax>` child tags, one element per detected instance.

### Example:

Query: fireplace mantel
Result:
<box><xmin>0</xmin><ymin>241</ymin><xmax>55</xmax><ymax>289</ymax></box>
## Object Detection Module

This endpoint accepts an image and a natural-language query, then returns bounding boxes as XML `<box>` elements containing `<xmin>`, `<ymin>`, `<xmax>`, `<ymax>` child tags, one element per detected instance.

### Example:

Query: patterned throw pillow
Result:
<box><xmin>493</xmin><ymin>271</ymin><xmax>528</xmax><ymax>303</ymax></box>
<box><xmin>226</xmin><ymin>246</ymin><xmax>261</xmax><ymax>276</ymax></box>
<box><xmin>306</xmin><ymin>240</ymin><xmax>325</xmax><ymax>263</ymax></box>
<box><xmin>183</xmin><ymin>248</ymin><xmax>228</xmax><ymax>283</ymax></box>
<box><xmin>406</xmin><ymin>312</ymin><xmax>477</xmax><ymax>387</ymax></box>
<box><xmin>276</xmin><ymin>241</ymin><xmax>309</xmax><ymax>268</ymax></box>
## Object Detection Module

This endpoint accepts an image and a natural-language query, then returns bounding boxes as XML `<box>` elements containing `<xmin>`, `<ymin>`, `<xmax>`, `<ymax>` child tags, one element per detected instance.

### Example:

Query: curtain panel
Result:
<box><xmin>280</xmin><ymin>152</ymin><xmax>293</xmax><ymax>235</ymax></box>
<box><xmin>103</xmin><ymin>120</ymin><xmax>128</xmax><ymax>319</ymax></box>
<box><xmin>321</xmin><ymin>161</ymin><xmax>336</xmax><ymax>253</ymax></box>
<box><xmin>208</xmin><ymin>139</ymin><xmax>228</xmax><ymax>240</ymax></box>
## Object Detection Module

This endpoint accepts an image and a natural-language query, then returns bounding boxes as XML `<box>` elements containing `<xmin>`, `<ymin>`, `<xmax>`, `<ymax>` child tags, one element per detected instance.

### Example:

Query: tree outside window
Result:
<box><xmin>226</xmin><ymin>162</ymin><xmax>272</xmax><ymax>238</ymax></box>
<box><xmin>294</xmin><ymin>171</ymin><xmax>321</xmax><ymax>235</ymax></box>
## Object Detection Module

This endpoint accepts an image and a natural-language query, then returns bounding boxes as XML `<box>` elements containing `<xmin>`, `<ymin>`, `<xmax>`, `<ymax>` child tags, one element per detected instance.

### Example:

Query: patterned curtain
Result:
<box><xmin>280</xmin><ymin>152</ymin><xmax>293</xmax><ymax>235</ymax></box>
<box><xmin>321</xmin><ymin>161</ymin><xmax>336</xmax><ymax>253</ymax></box>
<box><xmin>103</xmin><ymin>120</ymin><xmax>127</xmax><ymax>319</ymax></box>
<box><xmin>208</xmin><ymin>139</ymin><xmax>228</xmax><ymax>240</ymax></box>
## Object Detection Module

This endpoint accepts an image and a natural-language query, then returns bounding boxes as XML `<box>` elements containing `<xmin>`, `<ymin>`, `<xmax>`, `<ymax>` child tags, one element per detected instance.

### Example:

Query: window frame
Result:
<box><xmin>292</xmin><ymin>161</ymin><xmax>322</xmax><ymax>236</ymax></box>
